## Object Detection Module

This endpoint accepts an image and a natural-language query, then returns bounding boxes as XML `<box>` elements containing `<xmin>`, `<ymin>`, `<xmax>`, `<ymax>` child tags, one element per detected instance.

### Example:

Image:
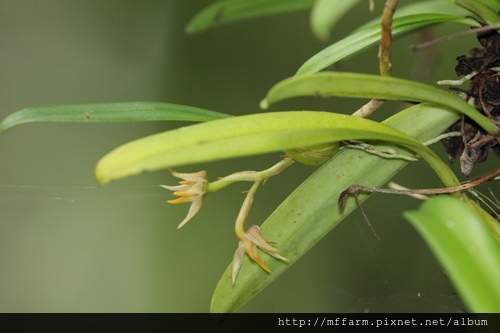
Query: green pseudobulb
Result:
<box><xmin>284</xmin><ymin>142</ymin><xmax>340</xmax><ymax>166</ymax></box>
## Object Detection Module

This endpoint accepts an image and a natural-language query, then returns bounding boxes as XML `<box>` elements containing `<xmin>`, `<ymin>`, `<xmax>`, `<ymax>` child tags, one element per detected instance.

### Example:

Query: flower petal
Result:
<box><xmin>244</xmin><ymin>226</ymin><xmax>278</xmax><ymax>253</ymax></box>
<box><xmin>177</xmin><ymin>195</ymin><xmax>204</xmax><ymax>229</ymax></box>
<box><xmin>160</xmin><ymin>184</ymin><xmax>190</xmax><ymax>191</ymax></box>
<box><xmin>243</xmin><ymin>238</ymin><xmax>270</xmax><ymax>273</ymax></box>
<box><xmin>172</xmin><ymin>190</ymin><xmax>197</xmax><ymax>197</ymax></box>
<box><xmin>267</xmin><ymin>251</ymin><xmax>289</xmax><ymax>263</ymax></box>
<box><xmin>232</xmin><ymin>243</ymin><xmax>245</xmax><ymax>285</ymax></box>
<box><xmin>168</xmin><ymin>169</ymin><xmax>207</xmax><ymax>182</ymax></box>
<box><xmin>167</xmin><ymin>197</ymin><xmax>194</xmax><ymax>204</ymax></box>
<box><xmin>245</xmin><ymin>225</ymin><xmax>289</xmax><ymax>262</ymax></box>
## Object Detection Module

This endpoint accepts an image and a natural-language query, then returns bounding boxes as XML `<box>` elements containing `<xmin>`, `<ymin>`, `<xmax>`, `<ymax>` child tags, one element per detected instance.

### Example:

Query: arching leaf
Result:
<box><xmin>185</xmin><ymin>0</ymin><xmax>315</xmax><ymax>34</ymax></box>
<box><xmin>447</xmin><ymin>0</ymin><xmax>500</xmax><ymax>23</ymax></box>
<box><xmin>210</xmin><ymin>103</ymin><xmax>464</xmax><ymax>313</ymax></box>
<box><xmin>0</xmin><ymin>102</ymin><xmax>231</xmax><ymax>134</ymax></box>
<box><xmin>94</xmin><ymin>110</ymin><xmax>460</xmax><ymax>188</ymax></box>
<box><xmin>297</xmin><ymin>14</ymin><xmax>479</xmax><ymax>75</ymax></box>
<box><xmin>260</xmin><ymin>72</ymin><xmax>499</xmax><ymax>135</ymax></box>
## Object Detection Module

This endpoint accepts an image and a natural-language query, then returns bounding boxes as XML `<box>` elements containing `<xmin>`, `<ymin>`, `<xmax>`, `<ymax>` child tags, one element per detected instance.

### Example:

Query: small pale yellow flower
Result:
<box><xmin>232</xmin><ymin>225</ymin><xmax>289</xmax><ymax>285</ymax></box>
<box><xmin>161</xmin><ymin>169</ymin><xmax>207</xmax><ymax>229</ymax></box>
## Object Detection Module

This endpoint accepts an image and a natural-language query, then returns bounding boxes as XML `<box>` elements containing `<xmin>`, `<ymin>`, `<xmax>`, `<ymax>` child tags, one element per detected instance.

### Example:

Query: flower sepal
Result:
<box><xmin>161</xmin><ymin>169</ymin><xmax>207</xmax><ymax>229</ymax></box>
<box><xmin>232</xmin><ymin>225</ymin><xmax>289</xmax><ymax>285</ymax></box>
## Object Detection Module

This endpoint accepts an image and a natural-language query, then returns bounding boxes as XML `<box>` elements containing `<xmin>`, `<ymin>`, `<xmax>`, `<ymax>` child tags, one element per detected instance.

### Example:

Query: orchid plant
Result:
<box><xmin>1</xmin><ymin>0</ymin><xmax>499</xmax><ymax>313</ymax></box>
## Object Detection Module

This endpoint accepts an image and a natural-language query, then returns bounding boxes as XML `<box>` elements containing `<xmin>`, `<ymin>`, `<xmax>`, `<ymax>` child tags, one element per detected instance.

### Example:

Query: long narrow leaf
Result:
<box><xmin>297</xmin><ymin>14</ymin><xmax>478</xmax><ymax>75</ymax></box>
<box><xmin>0</xmin><ymin>102</ymin><xmax>231</xmax><ymax>134</ymax></box>
<box><xmin>358</xmin><ymin>0</ymin><xmax>472</xmax><ymax>29</ymax></box>
<box><xmin>185</xmin><ymin>0</ymin><xmax>315</xmax><ymax>34</ymax></box>
<box><xmin>405</xmin><ymin>196</ymin><xmax>500</xmax><ymax>312</ymax></box>
<box><xmin>448</xmin><ymin>0</ymin><xmax>500</xmax><ymax>23</ymax></box>
<box><xmin>260</xmin><ymin>72</ymin><xmax>499</xmax><ymax>135</ymax></box>
<box><xmin>210</xmin><ymin>103</ymin><xmax>463</xmax><ymax>313</ymax></box>
<box><xmin>477</xmin><ymin>0</ymin><xmax>500</xmax><ymax>12</ymax></box>
<box><xmin>450</xmin><ymin>0</ymin><xmax>500</xmax><ymax>13</ymax></box>
<box><xmin>94</xmin><ymin>110</ymin><xmax>460</xmax><ymax>188</ymax></box>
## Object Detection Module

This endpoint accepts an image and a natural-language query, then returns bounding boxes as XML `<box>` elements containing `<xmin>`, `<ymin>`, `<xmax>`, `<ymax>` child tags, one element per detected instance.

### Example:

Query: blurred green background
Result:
<box><xmin>0</xmin><ymin>0</ymin><xmax>497</xmax><ymax>312</ymax></box>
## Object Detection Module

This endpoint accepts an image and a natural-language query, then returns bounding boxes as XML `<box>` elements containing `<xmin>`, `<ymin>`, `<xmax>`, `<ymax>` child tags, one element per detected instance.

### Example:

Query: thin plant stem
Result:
<box><xmin>422</xmin><ymin>131</ymin><xmax>462</xmax><ymax>146</ymax></box>
<box><xmin>206</xmin><ymin>156</ymin><xmax>294</xmax><ymax>193</ymax></box>
<box><xmin>353</xmin><ymin>0</ymin><xmax>399</xmax><ymax>118</ymax></box>
<box><xmin>338</xmin><ymin>168</ymin><xmax>500</xmax><ymax>210</ymax></box>
<box><xmin>234</xmin><ymin>182</ymin><xmax>260</xmax><ymax>240</ymax></box>
<box><xmin>378</xmin><ymin>0</ymin><xmax>399</xmax><ymax>78</ymax></box>
<box><xmin>411</xmin><ymin>23</ymin><xmax>500</xmax><ymax>52</ymax></box>
<box><xmin>339</xmin><ymin>169</ymin><xmax>500</xmax><ymax>240</ymax></box>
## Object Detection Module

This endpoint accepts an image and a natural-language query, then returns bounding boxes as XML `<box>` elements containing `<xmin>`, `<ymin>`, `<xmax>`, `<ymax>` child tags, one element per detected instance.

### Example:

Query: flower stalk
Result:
<box><xmin>161</xmin><ymin>157</ymin><xmax>294</xmax><ymax>229</ymax></box>
<box><xmin>161</xmin><ymin>157</ymin><xmax>293</xmax><ymax>284</ymax></box>
<box><xmin>232</xmin><ymin>182</ymin><xmax>289</xmax><ymax>285</ymax></box>
<box><xmin>207</xmin><ymin>156</ymin><xmax>294</xmax><ymax>193</ymax></box>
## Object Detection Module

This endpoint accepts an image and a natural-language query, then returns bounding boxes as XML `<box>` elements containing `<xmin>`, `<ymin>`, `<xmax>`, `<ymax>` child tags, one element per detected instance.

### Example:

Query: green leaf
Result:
<box><xmin>310</xmin><ymin>0</ymin><xmax>363</xmax><ymax>41</ymax></box>
<box><xmin>451</xmin><ymin>0</ymin><xmax>500</xmax><ymax>13</ymax></box>
<box><xmin>405</xmin><ymin>196</ymin><xmax>500</xmax><ymax>312</ymax></box>
<box><xmin>448</xmin><ymin>0</ymin><xmax>500</xmax><ymax>23</ymax></box>
<box><xmin>297</xmin><ymin>14</ymin><xmax>479</xmax><ymax>75</ymax></box>
<box><xmin>477</xmin><ymin>0</ymin><xmax>500</xmax><ymax>12</ymax></box>
<box><xmin>479</xmin><ymin>0</ymin><xmax>500</xmax><ymax>12</ymax></box>
<box><xmin>0</xmin><ymin>102</ymin><xmax>231</xmax><ymax>134</ymax></box>
<box><xmin>185</xmin><ymin>0</ymin><xmax>315</xmax><ymax>34</ymax></box>
<box><xmin>260</xmin><ymin>72</ymin><xmax>499</xmax><ymax>135</ymax></box>
<box><xmin>94</xmin><ymin>110</ymin><xmax>460</xmax><ymax>188</ymax></box>
<box><xmin>210</xmin><ymin>103</ymin><xmax>462</xmax><ymax>313</ymax></box>
<box><xmin>359</xmin><ymin>0</ymin><xmax>472</xmax><ymax>29</ymax></box>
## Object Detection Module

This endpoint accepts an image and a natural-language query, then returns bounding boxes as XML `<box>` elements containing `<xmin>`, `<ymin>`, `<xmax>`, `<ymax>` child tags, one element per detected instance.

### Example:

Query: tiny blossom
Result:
<box><xmin>232</xmin><ymin>225</ymin><xmax>289</xmax><ymax>285</ymax></box>
<box><xmin>161</xmin><ymin>169</ymin><xmax>207</xmax><ymax>229</ymax></box>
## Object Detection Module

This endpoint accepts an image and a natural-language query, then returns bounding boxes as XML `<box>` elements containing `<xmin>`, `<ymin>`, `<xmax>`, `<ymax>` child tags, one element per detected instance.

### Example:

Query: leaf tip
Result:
<box><xmin>259</xmin><ymin>99</ymin><xmax>269</xmax><ymax>110</ymax></box>
<box><xmin>184</xmin><ymin>22</ymin><xmax>198</xmax><ymax>35</ymax></box>
<box><xmin>312</xmin><ymin>30</ymin><xmax>330</xmax><ymax>42</ymax></box>
<box><xmin>0</xmin><ymin>120</ymin><xmax>10</xmax><ymax>134</ymax></box>
<box><xmin>94</xmin><ymin>171</ymin><xmax>110</xmax><ymax>186</ymax></box>
<box><xmin>94</xmin><ymin>159</ymin><xmax>115</xmax><ymax>186</ymax></box>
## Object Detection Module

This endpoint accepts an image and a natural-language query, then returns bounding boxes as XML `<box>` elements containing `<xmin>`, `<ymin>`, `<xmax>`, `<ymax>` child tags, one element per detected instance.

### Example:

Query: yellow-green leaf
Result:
<box><xmin>260</xmin><ymin>72</ymin><xmax>499</xmax><ymax>135</ymax></box>
<box><xmin>210</xmin><ymin>103</ymin><xmax>463</xmax><ymax>313</ymax></box>
<box><xmin>94</xmin><ymin>110</ymin><xmax>460</xmax><ymax>188</ymax></box>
